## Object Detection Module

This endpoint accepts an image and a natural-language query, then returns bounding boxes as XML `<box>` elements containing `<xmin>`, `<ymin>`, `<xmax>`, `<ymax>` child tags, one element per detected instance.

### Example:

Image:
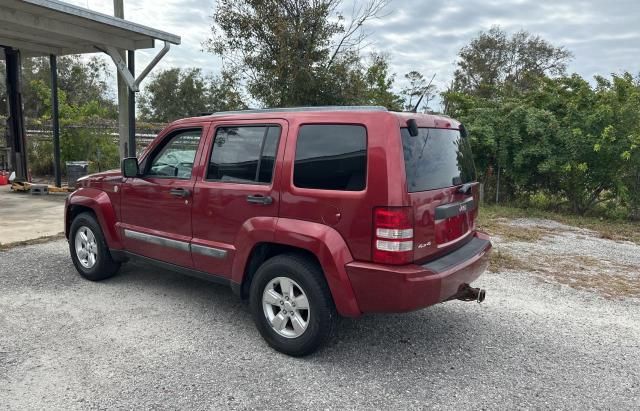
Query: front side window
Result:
<box><xmin>147</xmin><ymin>129</ymin><xmax>201</xmax><ymax>179</ymax></box>
<box><xmin>207</xmin><ymin>126</ymin><xmax>281</xmax><ymax>184</ymax></box>
<box><xmin>294</xmin><ymin>125</ymin><xmax>367</xmax><ymax>191</ymax></box>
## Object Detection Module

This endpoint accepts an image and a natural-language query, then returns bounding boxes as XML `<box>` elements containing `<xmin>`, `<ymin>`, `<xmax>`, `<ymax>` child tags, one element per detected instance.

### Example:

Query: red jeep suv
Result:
<box><xmin>65</xmin><ymin>106</ymin><xmax>491</xmax><ymax>356</ymax></box>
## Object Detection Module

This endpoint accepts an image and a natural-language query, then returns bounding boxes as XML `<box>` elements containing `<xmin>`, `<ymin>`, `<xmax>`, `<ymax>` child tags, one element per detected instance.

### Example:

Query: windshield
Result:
<box><xmin>401</xmin><ymin>128</ymin><xmax>476</xmax><ymax>192</ymax></box>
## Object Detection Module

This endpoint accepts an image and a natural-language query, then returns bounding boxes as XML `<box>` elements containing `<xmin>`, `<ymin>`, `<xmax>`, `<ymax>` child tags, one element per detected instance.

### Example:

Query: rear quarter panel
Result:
<box><xmin>278</xmin><ymin>112</ymin><xmax>406</xmax><ymax>262</ymax></box>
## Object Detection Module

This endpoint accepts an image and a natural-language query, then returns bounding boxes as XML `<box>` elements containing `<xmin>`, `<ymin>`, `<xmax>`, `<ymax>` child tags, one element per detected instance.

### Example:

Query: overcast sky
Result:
<box><xmin>66</xmin><ymin>0</ymin><xmax>640</xmax><ymax>110</ymax></box>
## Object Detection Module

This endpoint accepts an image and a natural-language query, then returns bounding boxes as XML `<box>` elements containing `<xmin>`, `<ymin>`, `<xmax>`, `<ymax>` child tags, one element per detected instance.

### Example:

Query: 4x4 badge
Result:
<box><xmin>459</xmin><ymin>204</ymin><xmax>468</xmax><ymax>213</ymax></box>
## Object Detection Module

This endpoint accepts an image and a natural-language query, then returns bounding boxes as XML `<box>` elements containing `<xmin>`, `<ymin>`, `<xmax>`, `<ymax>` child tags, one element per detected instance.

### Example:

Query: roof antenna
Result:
<box><xmin>411</xmin><ymin>73</ymin><xmax>436</xmax><ymax>113</ymax></box>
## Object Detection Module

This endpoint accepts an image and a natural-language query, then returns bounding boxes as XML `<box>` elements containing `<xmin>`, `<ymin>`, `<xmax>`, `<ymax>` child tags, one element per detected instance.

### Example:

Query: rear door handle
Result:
<box><xmin>169</xmin><ymin>188</ymin><xmax>191</xmax><ymax>198</ymax></box>
<box><xmin>247</xmin><ymin>194</ymin><xmax>273</xmax><ymax>205</ymax></box>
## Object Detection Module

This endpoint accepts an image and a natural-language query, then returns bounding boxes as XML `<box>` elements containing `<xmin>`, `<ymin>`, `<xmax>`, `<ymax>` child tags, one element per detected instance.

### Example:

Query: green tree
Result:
<box><xmin>139</xmin><ymin>68</ymin><xmax>246</xmax><ymax>122</ymax></box>
<box><xmin>401</xmin><ymin>71</ymin><xmax>437</xmax><ymax>112</ymax></box>
<box><xmin>204</xmin><ymin>0</ymin><xmax>392</xmax><ymax>107</ymax></box>
<box><xmin>139</xmin><ymin>68</ymin><xmax>209</xmax><ymax>122</ymax></box>
<box><xmin>446</xmin><ymin>73</ymin><xmax>640</xmax><ymax>217</ymax></box>
<box><xmin>207</xmin><ymin>71</ymin><xmax>247</xmax><ymax>112</ymax></box>
<box><xmin>27</xmin><ymin>78</ymin><xmax>119</xmax><ymax>175</ymax></box>
<box><xmin>361</xmin><ymin>53</ymin><xmax>403</xmax><ymax>110</ymax></box>
<box><xmin>449</xmin><ymin>26</ymin><xmax>572</xmax><ymax>100</ymax></box>
<box><xmin>592</xmin><ymin>73</ymin><xmax>640</xmax><ymax>220</ymax></box>
<box><xmin>21</xmin><ymin>55</ymin><xmax>116</xmax><ymax>119</ymax></box>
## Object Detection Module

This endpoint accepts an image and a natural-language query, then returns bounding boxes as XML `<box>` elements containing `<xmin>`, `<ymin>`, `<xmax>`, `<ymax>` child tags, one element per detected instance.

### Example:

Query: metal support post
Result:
<box><xmin>4</xmin><ymin>47</ymin><xmax>28</xmax><ymax>182</ymax></box>
<box><xmin>50</xmin><ymin>54</ymin><xmax>61</xmax><ymax>187</ymax></box>
<box><xmin>127</xmin><ymin>49</ymin><xmax>136</xmax><ymax>157</ymax></box>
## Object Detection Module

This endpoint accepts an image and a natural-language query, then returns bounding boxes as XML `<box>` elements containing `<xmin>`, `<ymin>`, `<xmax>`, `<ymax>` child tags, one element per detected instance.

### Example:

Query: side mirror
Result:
<box><xmin>121</xmin><ymin>157</ymin><xmax>140</xmax><ymax>178</ymax></box>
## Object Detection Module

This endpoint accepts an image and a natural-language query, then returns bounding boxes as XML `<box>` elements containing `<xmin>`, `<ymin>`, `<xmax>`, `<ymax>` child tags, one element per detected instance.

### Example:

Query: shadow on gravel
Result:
<box><xmin>106</xmin><ymin>262</ymin><xmax>248</xmax><ymax>311</ymax></box>
<box><xmin>316</xmin><ymin>307</ymin><xmax>489</xmax><ymax>366</ymax></box>
<box><xmin>99</xmin><ymin>262</ymin><xmax>490</xmax><ymax>365</ymax></box>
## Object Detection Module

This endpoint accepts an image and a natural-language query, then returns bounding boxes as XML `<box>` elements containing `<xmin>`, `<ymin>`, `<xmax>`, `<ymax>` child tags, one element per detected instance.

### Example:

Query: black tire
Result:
<box><xmin>69</xmin><ymin>212</ymin><xmax>121</xmax><ymax>281</ymax></box>
<box><xmin>249</xmin><ymin>253</ymin><xmax>337</xmax><ymax>357</ymax></box>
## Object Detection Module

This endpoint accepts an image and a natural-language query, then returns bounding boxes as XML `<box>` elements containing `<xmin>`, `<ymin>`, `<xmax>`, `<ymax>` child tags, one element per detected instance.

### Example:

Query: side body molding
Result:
<box><xmin>66</xmin><ymin>188</ymin><xmax>123</xmax><ymax>249</ymax></box>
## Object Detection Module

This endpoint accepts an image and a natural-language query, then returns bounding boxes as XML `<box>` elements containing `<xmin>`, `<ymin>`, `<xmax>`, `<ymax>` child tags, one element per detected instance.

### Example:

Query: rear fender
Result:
<box><xmin>231</xmin><ymin>217</ymin><xmax>361</xmax><ymax>317</ymax></box>
<box><xmin>66</xmin><ymin>188</ymin><xmax>122</xmax><ymax>249</ymax></box>
<box><xmin>276</xmin><ymin>218</ymin><xmax>360</xmax><ymax>317</ymax></box>
<box><xmin>231</xmin><ymin>216</ymin><xmax>279</xmax><ymax>282</ymax></box>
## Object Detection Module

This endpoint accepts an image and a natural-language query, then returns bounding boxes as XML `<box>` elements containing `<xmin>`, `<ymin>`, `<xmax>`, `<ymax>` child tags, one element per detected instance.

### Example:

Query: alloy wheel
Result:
<box><xmin>74</xmin><ymin>226</ymin><xmax>98</xmax><ymax>269</ymax></box>
<box><xmin>262</xmin><ymin>276</ymin><xmax>310</xmax><ymax>338</ymax></box>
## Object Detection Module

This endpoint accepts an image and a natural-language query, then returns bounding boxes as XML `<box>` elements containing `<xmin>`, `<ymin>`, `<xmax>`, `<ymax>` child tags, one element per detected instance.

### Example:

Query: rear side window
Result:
<box><xmin>294</xmin><ymin>125</ymin><xmax>367</xmax><ymax>191</ymax></box>
<box><xmin>207</xmin><ymin>126</ymin><xmax>280</xmax><ymax>183</ymax></box>
<box><xmin>401</xmin><ymin>128</ymin><xmax>476</xmax><ymax>192</ymax></box>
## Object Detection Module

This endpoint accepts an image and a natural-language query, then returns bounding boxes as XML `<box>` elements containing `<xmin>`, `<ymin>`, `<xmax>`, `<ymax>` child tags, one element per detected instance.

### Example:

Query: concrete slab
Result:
<box><xmin>0</xmin><ymin>185</ymin><xmax>66</xmax><ymax>246</ymax></box>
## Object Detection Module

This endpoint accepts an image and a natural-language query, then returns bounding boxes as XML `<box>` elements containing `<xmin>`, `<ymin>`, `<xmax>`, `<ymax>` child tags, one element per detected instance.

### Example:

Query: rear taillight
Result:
<box><xmin>373</xmin><ymin>207</ymin><xmax>414</xmax><ymax>265</ymax></box>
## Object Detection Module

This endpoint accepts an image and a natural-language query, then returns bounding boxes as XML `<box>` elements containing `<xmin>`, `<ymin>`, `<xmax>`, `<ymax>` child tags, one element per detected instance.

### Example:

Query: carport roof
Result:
<box><xmin>0</xmin><ymin>0</ymin><xmax>181</xmax><ymax>57</ymax></box>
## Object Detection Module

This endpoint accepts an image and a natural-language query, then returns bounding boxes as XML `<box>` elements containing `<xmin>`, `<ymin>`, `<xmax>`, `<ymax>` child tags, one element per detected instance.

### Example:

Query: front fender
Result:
<box><xmin>274</xmin><ymin>218</ymin><xmax>360</xmax><ymax>317</ymax></box>
<box><xmin>66</xmin><ymin>188</ymin><xmax>122</xmax><ymax>249</ymax></box>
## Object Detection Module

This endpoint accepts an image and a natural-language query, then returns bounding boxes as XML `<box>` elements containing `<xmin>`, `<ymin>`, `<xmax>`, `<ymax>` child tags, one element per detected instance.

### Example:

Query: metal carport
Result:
<box><xmin>1</xmin><ymin>0</ymin><xmax>180</xmax><ymax>187</ymax></box>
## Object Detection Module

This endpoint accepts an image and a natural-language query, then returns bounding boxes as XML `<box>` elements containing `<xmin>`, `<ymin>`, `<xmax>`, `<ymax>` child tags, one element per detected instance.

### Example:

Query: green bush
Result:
<box><xmin>27</xmin><ymin>138</ymin><xmax>54</xmax><ymax>176</ymax></box>
<box><xmin>28</xmin><ymin>128</ymin><xmax>120</xmax><ymax>178</ymax></box>
<box><xmin>61</xmin><ymin>128</ymin><xmax>119</xmax><ymax>173</ymax></box>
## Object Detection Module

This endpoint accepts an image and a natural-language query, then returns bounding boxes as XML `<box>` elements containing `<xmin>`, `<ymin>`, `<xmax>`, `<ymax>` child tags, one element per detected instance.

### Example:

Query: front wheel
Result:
<box><xmin>69</xmin><ymin>212</ymin><xmax>121</xmax><ymax>281</ymax></box>
<box><xmin>249</xmin><ymin>254</ymin><xmax>337</xmax><ymax>357</ymax></box>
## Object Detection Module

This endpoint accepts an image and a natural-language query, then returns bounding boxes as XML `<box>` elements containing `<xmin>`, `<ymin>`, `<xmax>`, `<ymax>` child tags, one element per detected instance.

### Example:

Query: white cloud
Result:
<box><xmin>62</xmin><ymin>0</ymin><xmax>640</xmax><ymax>110</ymax></box>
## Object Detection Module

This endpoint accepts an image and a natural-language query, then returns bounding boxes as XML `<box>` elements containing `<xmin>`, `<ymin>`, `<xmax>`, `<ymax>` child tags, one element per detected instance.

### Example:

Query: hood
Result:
<box><xmin>76</xmin><ymin>169</ymin><xmax>122</xmax><ymax>188</ymax></box>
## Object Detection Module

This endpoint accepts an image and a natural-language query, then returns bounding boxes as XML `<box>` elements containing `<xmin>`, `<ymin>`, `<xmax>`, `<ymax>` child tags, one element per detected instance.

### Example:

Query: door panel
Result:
<box><xmin>120</xmin><ymin>127</ymin><xmax>205</xmax><ymax>268</ymax></box>
<box><xmin>191</xmin><ymin>120</ymin><xmax>287</xmax><ymax>278</ymax></box>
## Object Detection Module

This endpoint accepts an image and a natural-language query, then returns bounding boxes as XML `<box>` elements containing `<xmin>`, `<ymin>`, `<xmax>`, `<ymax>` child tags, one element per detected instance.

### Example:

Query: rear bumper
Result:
<box><xmin>346</xmin><ymin>232</ymin><xmax>491</xmax><ymax>313</ymax></box>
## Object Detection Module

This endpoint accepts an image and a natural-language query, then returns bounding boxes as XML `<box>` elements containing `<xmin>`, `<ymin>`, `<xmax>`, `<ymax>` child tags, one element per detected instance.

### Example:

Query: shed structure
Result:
<box><xmin>1</xmin><ymin>0</ymin><xmax>180</xmax><ymax>186</ymax></box>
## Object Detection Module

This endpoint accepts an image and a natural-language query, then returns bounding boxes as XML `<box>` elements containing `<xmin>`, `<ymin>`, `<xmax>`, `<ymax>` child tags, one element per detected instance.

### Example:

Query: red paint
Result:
<box><xmin>346</xmin><ymin>232</ymin><xmax>491</xmax><ymax>313</ymax></box>
<box><xmin>65</xmin><ymin>109</ymin><xmax>490</xmax><ymax>318</ymax></box>
<box><xmin>273</xmin><ymin>217</ymin><xmax>360</xmax><ymax>317</ymax></box>
<box><xmin>191</xmin><ymin>119</ymin><xmax>288</xmax><ymax>277</ymax></box>
<box><xmin>66</xmin><ymin>186</ymin><xmax>123</xmax><ymax>249</ymax></box>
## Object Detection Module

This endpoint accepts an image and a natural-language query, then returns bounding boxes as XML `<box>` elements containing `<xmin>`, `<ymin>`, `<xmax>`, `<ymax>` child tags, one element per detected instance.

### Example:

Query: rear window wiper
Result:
<box><xmin>412</xmin><ymin>128</ymin><xmax>431</xmax><ymax>184</ymax></box>
<box><xmin>457</xmin><ymin>182</ymin><xmax>473</xmax><ymax>195</ymax></box>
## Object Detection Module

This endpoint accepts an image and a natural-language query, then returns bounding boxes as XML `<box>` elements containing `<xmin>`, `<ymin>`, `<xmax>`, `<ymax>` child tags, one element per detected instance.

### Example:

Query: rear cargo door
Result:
<box><xmin>401</xmin><ymin>127</ymin><xmax>478</xmax><ymax>262</ymax></box>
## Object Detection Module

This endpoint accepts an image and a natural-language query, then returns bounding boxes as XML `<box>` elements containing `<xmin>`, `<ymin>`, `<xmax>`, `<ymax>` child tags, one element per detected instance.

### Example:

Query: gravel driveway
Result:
<box><xmin>1</xmin><ymin>236</ymin><xmax>639</xmax><ymax>409</ymax></box>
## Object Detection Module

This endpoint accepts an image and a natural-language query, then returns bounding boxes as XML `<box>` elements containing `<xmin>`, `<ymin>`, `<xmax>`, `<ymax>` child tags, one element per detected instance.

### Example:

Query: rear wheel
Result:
<box><xmin>249</xmin><ymin>254</ymin><xmax>336</xmax><ymax>356</ymax></box>
<box><xmin>69</xmin><ymin>212</ymin><xmax>120</xmax><ymax>281</ymax></box>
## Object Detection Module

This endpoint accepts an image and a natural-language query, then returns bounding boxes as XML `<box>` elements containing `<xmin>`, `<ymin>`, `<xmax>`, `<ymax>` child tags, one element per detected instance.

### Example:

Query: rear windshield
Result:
<box><xmin>401</xmin><ymin>128</ymin><xmax>476</xmax><ymax>192</ymax></box>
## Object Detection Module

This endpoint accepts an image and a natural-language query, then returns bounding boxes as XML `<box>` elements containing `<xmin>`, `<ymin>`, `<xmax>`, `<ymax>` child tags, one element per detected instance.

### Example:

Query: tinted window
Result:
<box><xmin>294</xmin><ymin>125</ymin><xmax>367</xmax><ymax>191</ymax></box>
<box><xmin>147</xmin><ymin>129</ymin><xmax>201</xmax><ymax>179</ymax></box>
<box><xmin>207</xmin><ymin>126</ymin><xmax>280</xmax><ymax>183</ymax></box>
<box><xmin>401</xmin><ymin>128</ymin><xmax>476</xmax><ymax>192</ymax></box>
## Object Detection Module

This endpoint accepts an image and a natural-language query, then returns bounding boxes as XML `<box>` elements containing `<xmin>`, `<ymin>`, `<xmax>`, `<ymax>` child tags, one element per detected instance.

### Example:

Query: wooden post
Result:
<box><xmin>114</xmin><ymin>0</ymin><xmax>129</xmax><ymax>160</ymax></box>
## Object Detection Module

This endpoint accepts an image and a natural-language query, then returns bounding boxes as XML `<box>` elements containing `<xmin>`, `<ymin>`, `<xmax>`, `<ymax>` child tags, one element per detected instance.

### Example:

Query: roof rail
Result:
<box><xmin>210</xmin><ymin>106</ymin><xmax>388</xmax><ymax>115</ymax></box>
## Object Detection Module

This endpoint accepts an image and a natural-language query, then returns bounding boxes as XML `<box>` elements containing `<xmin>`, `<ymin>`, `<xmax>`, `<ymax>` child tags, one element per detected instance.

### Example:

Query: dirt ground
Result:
<box><xmin>1</xmin><ymin>208</ymin><xmax>639</xmax><ymax>408</ymax></box>
<box><xmin>483</xmin><ymin>216</ymin><xmax>640</xmax><ymax>299</ymax></box>
<box><xmin>0</xmin><ymin>185</ymin><xmax>66</xmax><ymax>247</ymax></box>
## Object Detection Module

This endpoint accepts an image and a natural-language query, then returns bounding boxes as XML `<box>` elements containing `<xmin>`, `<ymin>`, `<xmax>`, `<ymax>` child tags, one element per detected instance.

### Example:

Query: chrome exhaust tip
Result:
<box><xmin>476</xmin><ymin>288</ymin><xmax>486</xmax><ymax>303</ymax></box>
<box><xmin>451</xmin><ymin>285</ymin><xmax>486</xmax><ymax>303</ymax></box>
